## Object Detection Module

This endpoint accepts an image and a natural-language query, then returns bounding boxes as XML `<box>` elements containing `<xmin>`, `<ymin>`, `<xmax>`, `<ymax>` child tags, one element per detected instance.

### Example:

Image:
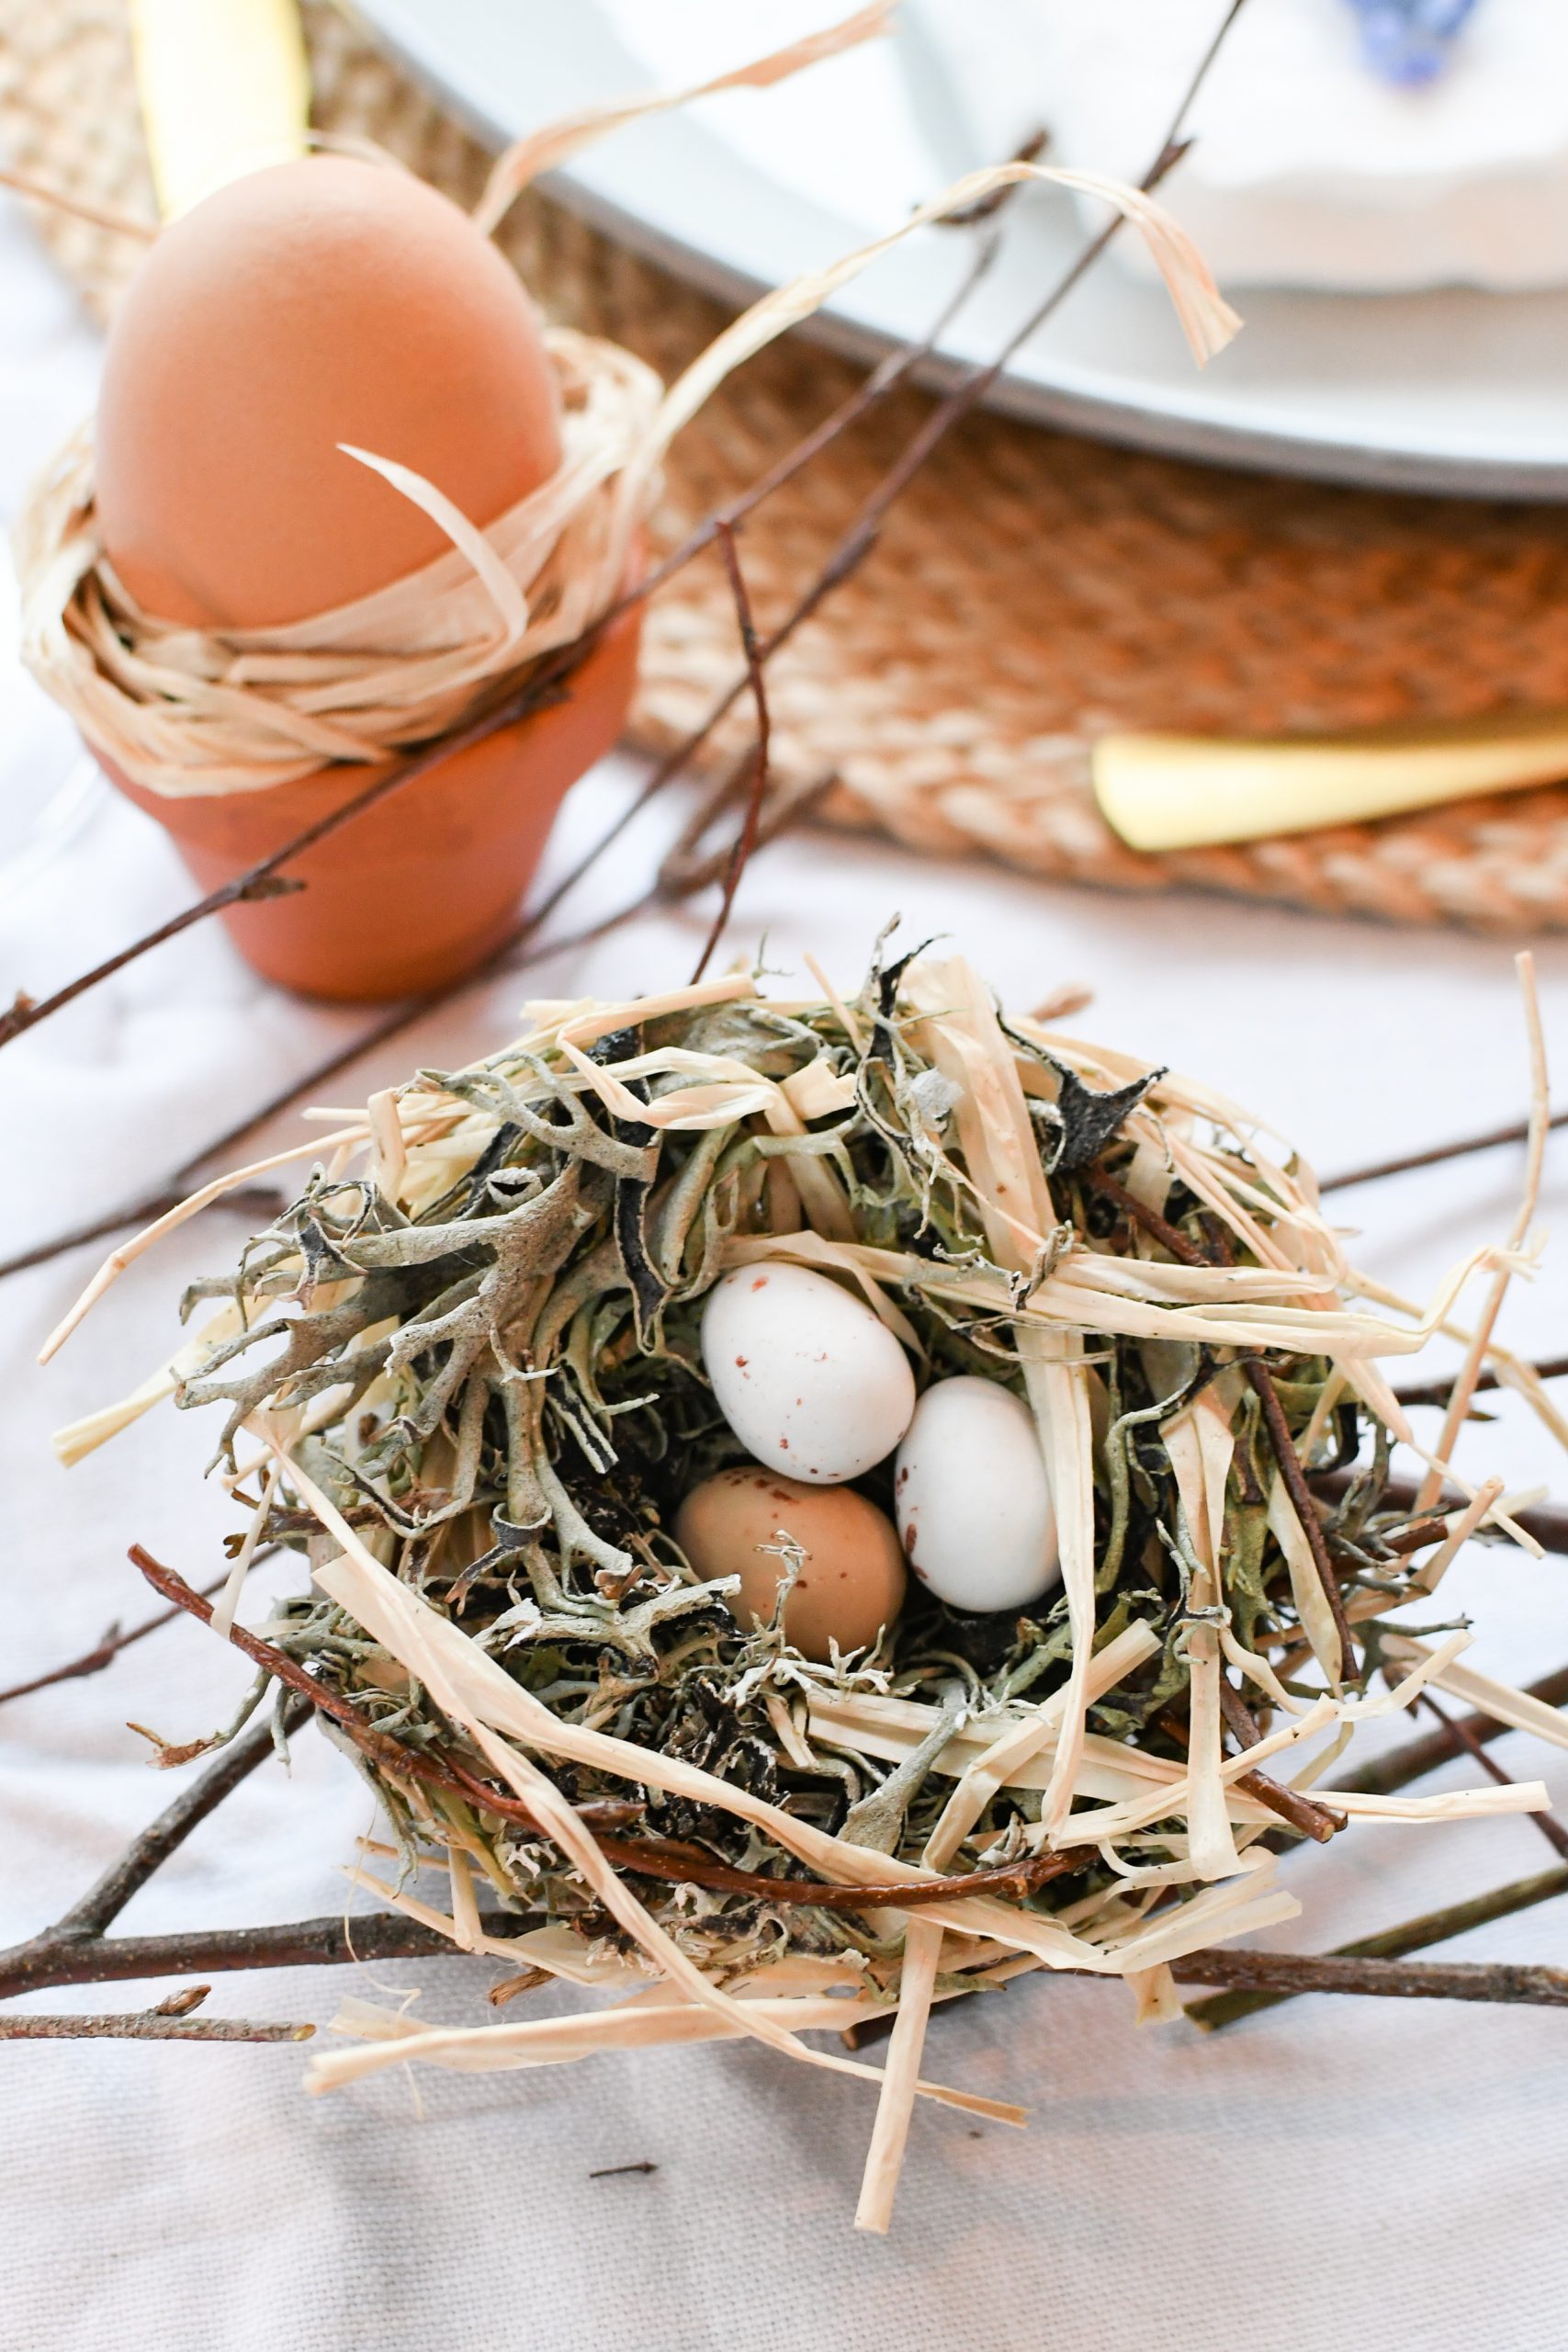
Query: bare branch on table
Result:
<box><xmin>0</xmin><ymin>1912</ymin><xmax>508</xmax><ymax>2002</ymax></box>
<box><xmin>1417</xmin><ymin>1690</ymin><xmax>1568</xmax><ymax>1865</ymax></box>
<box><xmin>1338</xmin><ymin>1662</ymin><xmax>1568</xmax><ymax>1799</ymax></box>
<box><xmin>1</xmin><ymin>751</ymin><xmax>829</xmax><ymax>1292</ymax></box>
<box><xmin>1174</xmin><ymin>1948</ymin><xmax>1568</xmax><ymax>2008</ymax></box>
<box><xmin>0</xmin><ymin>888</ymin><xmax>664</xmax><ymax>1286</ymax></box>
<box><xmin>0</xmin><ymin>1568</ymin><xmax>233</xmax><ymax>1710</ymax></box>
<box><xmin>0</xmin><ymin>2009</ymin><xmax>313</xmax><ymax>2044</ymax></box>
<box><xmin>689</xmin><ymin>523</ymin><xmax>773</xmax><ymax>985</ymax></box>
<box><xmin>1394</xmin><ymin>1355</ymin><xmax>1568</xmax><ymax>1409</ymax></box>
<box><xmin>51</xmin><ymin>1698</ymin><xmax>312</xmax><ymax>1947</ymax></box>
<box><xmin>1185</xmin><ymin>1865</ymin><xmax>1568</xmax><ymax>2030</ymax></box>
<box><xmin>841</xmin><ymin>1932</ymin><xmax>1568</xmax><ymax>2050</ymax></box>
<box><xmin>1322</xmin><ymin>1105</ymin><xmax>1568</xmax><ymax>1193</ymax></box>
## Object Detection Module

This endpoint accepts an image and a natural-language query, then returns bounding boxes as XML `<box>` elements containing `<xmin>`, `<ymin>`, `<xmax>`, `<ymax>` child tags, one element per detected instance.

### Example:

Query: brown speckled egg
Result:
<box><xmin>675</xmin><ymin>1467</ymin><xmax>907</xmax><ymax>1662</ymax></box>
<box><xmin>95</xmin><ymin>156</ymin><xmax>562</xmax><ymax>628</ymax></box>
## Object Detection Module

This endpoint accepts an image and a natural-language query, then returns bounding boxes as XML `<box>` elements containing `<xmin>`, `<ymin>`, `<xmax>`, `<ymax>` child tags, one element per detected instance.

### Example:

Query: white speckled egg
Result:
<box><xmin>894</xmin><ymin>1375</ymin><xmax>1059</xmax><ymax>1611</ymax></box>
<box><xmin>700</xmin><ymin>1263</ymin><xmax>916</xmax><ymax>1485</ymax></box>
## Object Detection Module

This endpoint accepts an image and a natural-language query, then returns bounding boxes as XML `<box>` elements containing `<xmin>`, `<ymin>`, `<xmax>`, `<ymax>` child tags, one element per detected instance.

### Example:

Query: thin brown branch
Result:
<box><xmin>51</xmin><ymin>1697</ymin><xmax>310</xmax><ymax>1945</ymax></box>
<box><xmin>0</xmin><ymin>1567</ymin><xmax>231</xmax><ymax>1710</ymax></box>
<box><xmin>1417</xmin><ymin>1690</ymin><xmax>1568</xmax><ymax>1864</ymax></box>
<box><xmin>846</xmin><ymin>1917</ymin><xmax>1568</xmax><ymax>2047</ymax></box>
<box><xmin>1171</xmin><ymin>1946</ymin><xmax>1568</xmax><ymax>2007</ymax></box>
<box><xmin>1213</xmin><ymin>1682</ymin><xmax>1344</xmax><ymax>1844</ymax></box>
<box><xmin>1246</xmin><ymin>1357</ymin><xmax>1359</xmax><ymax>1674</ymax></box>
<box><xmin>1322</xmin><ymin>1105</ymin><xmax>1568</xmax><ymax>1193</ymax></box>
<box><xmin>1337</xmin><ymin>1660</ymin><xmax>1568</xmax><ymax>1799</ymax></box>
<box><xmin>624</xmin><ymin>215</ymin><xmax>1005</xmax><ymax>624</ymax></box>
<box><xmin>1394</xmin><ymin>1354</ymin><xmax>1568</xmax><ymax>1408</ymax></box>
<box><xmin>0</xmin><ymin>163</ymin><xmax>156</xmax><ymax>240</ymax></box>
<box><xmin>0</xmin><ymin>1186</ymin><xmax>290</xmax><ymax>1283</ymax></box>
<box><xmin>689</xmin><ymin>523</ymin><xmax>772</xmax><ymax>984</ymax></box>
<box><xmin>1184</xmin><ymin>1863</ymin><xmax>1568</xmax><ymax>2030</ymax></box>
<box><xmin>657</xmin><ymin>752</ymin><xmax>836</xmax><ymax>899</ymax></box>
<box><xmin>0</xmin><ymin>691</ymin><xmax>536</xmax><ymax>1050</ymax></box>
<box><xmin>0</xmin><ymin>888</ymin><xmax>667</xmax><ymax>1285</ymax></box>
<box><xmin>0</xmin><ymin>2010</ymin><xmax>313</xmax><ymax>2043</ymax></box>
<box><xmin>0</xmin><ymin>1911</ymin><xmax>499</xmax><ymax>2001</ymax></box>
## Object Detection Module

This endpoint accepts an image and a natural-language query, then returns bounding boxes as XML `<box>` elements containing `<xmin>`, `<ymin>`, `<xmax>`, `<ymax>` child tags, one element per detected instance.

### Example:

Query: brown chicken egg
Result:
<box><xmin>95</xmin><ymin>154</ymin><xmax>563</xmax><ymax>628</ymax></box>
<box><xmin>675</xmin><ymin>1467</ymin><xmax>907</xmax><ymax>1663</ymax></box>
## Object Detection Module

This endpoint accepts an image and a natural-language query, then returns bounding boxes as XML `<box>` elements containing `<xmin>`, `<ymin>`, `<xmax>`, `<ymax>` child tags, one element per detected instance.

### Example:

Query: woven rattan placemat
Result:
<box><xmin>7</xmin><ymin>0</ymin><xmax>1568</xmax><ymax>931</ymax></box>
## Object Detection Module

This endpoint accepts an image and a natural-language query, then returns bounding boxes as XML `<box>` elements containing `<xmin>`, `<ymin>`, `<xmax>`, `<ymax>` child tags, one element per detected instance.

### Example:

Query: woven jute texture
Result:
<box><xmin>7</xmin><ymin>0</ymin><xmax>1568</xmax><ymax>930</ymax></box>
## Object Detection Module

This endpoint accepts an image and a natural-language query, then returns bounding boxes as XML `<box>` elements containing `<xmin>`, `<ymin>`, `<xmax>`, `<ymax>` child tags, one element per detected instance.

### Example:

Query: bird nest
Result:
<box><xmin>51</xmin><ymin>935</ymin><xmax>1557</xmax><ymax>2227</ymax></box>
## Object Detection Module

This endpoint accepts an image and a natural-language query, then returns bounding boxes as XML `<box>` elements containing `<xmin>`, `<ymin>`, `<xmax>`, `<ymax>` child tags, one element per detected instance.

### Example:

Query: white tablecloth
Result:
<box><xmin>4</xmin><ymin>191</ymin><xmax>1568</xmax><ymax>2352</ymax></box>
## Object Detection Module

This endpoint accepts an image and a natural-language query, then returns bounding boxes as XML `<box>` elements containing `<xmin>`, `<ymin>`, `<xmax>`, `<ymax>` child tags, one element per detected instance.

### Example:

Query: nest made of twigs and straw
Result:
<box><xmin>49</xmin><ymin>931</ymin><xmax>1561</xmax><ymax>2229</ymax></box>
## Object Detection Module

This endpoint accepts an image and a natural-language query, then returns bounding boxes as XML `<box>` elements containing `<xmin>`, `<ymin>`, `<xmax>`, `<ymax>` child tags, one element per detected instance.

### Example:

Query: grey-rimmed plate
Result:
<box><xmin>349</xmin><ymin>0</ymin><xmax>1568</xmax><ymax>501</ymax></box>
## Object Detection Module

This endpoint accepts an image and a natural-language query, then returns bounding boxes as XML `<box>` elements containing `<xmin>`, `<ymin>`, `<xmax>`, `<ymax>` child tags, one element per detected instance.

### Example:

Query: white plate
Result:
<box><xmin>351</xmin><ymin>0</ymin><xmax>1568</xmax><ymax>500</ymax></box>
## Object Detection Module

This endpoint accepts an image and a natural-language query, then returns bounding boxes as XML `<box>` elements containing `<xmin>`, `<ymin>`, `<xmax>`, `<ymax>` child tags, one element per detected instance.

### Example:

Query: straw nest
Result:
<box><xmin>50</xmin><ymin>937</ymin><xmax>1559</xmax><ymax>2225</ymax></box>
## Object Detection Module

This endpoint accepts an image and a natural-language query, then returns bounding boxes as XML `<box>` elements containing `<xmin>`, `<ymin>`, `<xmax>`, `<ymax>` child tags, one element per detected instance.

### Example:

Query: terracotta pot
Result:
<box><xmin>100</xmin><ymin>602</ymin><xmax>642</xmax><ymax>1002</ymax></box>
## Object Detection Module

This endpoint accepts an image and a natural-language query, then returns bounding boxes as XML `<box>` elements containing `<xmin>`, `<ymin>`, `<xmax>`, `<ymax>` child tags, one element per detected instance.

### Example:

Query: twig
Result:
<box><xmin>589</xmin><ymin>2161</ymin><xmax>659</xmax><ymax>2178</ymax></box>
<box><xmin>1307</xmin><ymin>1466</ymin><xmax>1568</xmax><ymax>1558</ymax></box>
<box><xmin>1213</xmin><ymin>1683</ymin><xmax>1344</xmax><ymax>1844</ymax></box>
<box><xmin>689</xmin><ymin>523</ymin><xmax>772</xmax><ymax>984</ymax></box>
<box><xmin>1</xmin><ymin>759</ymin><xmax>838</xmax><ymax>1294</ymax></box>
<box><xmin>0</xmin><ymin>163</ymin><xmax>156</xmax><ymax>241</ymax></box>
<box><xmin>1394</xmin><ymin>1354</ymin><xmax>1568</xmax><ymax>1408</ymax></box>
<box><xmin>51</xmin><ymin>1699</ymin><xmax>311</xmax><ymax>1946</ymax></box>
<box><xmin>1417</xmin><ymin>1690</ymin><xmax>1568</xmax><ymax>1864</ymax></box>
<box><xmin>0</xmin><ymin>1568</ymin><xmax>231</xmax><ymax>1710</ymax></box>
<box><xmin>1337</xmin><ymin>1661</ymin><xmax>1568</xmax><ymax>1799</ymax></box>
<box><xmin>0</xmin><ymin>1911</ymin><xmax>506</xmax><ymax>2001</ymax></box>
<box><xmin>0</xmin><ymin>2010</ymin><xmax>312</xmax><ymax>2043</ymax></box>
<box><xmin>1171</xmin><ymin>1946</ymin><xmax>1568</xmax><ymax>2009</ymax></box>
<box><xmin>1184</xmin><ymin>1865</ymin><xmax>1568</xmax><ymax>2030</ymax></box>
<box><xmin>0</xmin><ymin>887</ymin><xmax>671</xmax><ymax>1286</ymax></box>
<box><xmin>1246</xmin><ymin>1357</ymin><xmax>1359</xmax><ymax>1674</ymax></box>
<box><xmin>657</xmin><ymin>754</ymin><xmax>836</xmax><ymax>900</ymax></box>
<box><xmin>1321</xmin><ymin>1105</ymin><xmax>1568</xmax><ymax>1193</ymax></box>
<box><xmin>845</xmin><ymin>1919</ymin><xmax>1568</xmax><ymax>2047</ymax></box>
<box><xmin>623</xmin><ymin>219</ymin><xmax>1005</xmax><ymax>632</ymax></box>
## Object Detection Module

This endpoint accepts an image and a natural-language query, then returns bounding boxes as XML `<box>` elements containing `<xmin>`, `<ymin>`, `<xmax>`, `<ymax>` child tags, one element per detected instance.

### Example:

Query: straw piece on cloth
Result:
<box><xmin>7</xmin><ymin>0</ymin><xmax>1568</xmax><ymax>926</ymax></box>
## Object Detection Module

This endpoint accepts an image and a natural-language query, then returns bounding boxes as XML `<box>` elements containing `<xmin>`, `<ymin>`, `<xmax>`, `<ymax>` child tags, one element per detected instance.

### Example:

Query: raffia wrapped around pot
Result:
<box><xmin>15</xmin><ymin>328</ymin><xmax>663</xmax><ymax>797</ymax></box>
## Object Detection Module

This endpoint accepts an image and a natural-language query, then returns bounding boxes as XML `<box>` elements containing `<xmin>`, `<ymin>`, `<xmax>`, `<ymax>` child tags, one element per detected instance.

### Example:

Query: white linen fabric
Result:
<box><xmin>916</xmin><ymin>0</ymin><xmax>1568</xmax><ymax>291</ymax></box>
<box><xmin>4</xmin><ymin>194</ymin><xmax>1568</xmax><ymax>2352</ymax></box>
